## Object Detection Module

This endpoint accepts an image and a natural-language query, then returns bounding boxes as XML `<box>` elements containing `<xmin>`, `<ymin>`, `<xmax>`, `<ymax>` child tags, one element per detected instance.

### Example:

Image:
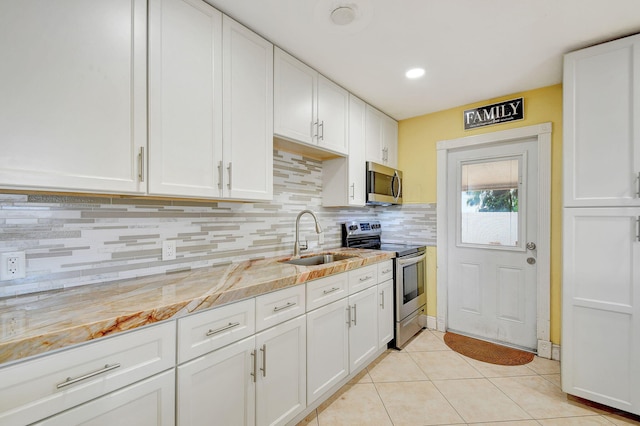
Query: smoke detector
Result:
<box><xmin>330</xmin><ymin>6</ymin><xmax>356</xmax><ymax>25</ymax></box>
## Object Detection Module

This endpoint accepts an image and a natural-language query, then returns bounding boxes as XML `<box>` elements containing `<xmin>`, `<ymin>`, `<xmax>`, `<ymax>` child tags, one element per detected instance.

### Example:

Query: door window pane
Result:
<box><xmin>460</xmin><ymin>158</ymin><xmax>520</xmax><ymax>246</ymax></box>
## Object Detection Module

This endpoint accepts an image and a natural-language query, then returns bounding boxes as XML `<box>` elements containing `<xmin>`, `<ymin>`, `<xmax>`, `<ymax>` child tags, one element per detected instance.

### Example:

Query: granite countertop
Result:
<box><xmin>0</xmin><ymin>248</ymin><xmax>394</xmax><ymax>366</ymax></box>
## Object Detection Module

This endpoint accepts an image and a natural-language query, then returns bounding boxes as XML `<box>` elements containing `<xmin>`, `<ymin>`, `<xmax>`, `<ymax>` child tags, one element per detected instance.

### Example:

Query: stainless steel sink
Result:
<box><xmin>280</xmin><ymin>253</ymin><xmax>356</xmax><ymax>266</ymax></box>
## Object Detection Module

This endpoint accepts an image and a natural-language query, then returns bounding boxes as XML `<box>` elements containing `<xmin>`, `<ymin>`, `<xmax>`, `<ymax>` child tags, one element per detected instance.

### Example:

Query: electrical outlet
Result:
<box><xmin>162</xmin><ymin>240</ymin><xmax>176</xmax><ymax>261</ymax></box>
<box><xmin>1</xmin><ymin>252</ymin><xmax>26</xmax><ymax>280</ymax></box>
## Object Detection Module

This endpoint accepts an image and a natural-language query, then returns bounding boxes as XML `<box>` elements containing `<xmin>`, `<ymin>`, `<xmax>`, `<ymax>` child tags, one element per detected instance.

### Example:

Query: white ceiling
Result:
<box><xmin>205</xmin><ymin>0</ymin><xmax>640</xmax><ymax>120</ymax></box>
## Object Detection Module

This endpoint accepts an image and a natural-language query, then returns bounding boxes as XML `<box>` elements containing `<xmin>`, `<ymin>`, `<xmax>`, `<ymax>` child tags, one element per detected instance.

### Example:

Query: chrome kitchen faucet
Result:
<box><xmin>294</xmin><ymin>209</ymin><xmax>323</xmax><ymax>256</ymax></box>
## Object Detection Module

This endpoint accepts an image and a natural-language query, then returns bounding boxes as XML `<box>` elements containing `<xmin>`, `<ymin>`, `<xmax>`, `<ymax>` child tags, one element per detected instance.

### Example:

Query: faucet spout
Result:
<box><xmin>294</xmin><ymin>209</ymin><xmax>323</xmax><ymax>256</ymax></box>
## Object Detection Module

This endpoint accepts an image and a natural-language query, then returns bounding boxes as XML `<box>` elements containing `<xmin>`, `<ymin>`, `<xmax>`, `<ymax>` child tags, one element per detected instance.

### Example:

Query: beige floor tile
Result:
<box><xmin>491</xmin><ymin>375</ymin><xmax>605</xmax><ymax>419</ymax></box>
<box><xmin>604</xmin><ymin>412</ymin><xmax>640</xmax><ymax>425</ymax></box>
<box><xmin>348</xmin><ymin>367</ymin><xmax>373</xmax><ymax>384</ymax></box>
<box><xmin>537</xmin><ymin>415</ymin><xmax>616</xmax><ymax>425</ymax></box>
<box><xmin>376</xmin><ymin>381</ymin><xmax>464</xmax><ymax>425</ymax></box>
<box><xmin>433</xmin><ymin>378</ymin><xmax>532</xmax><ymax>423</ymax></box>
<box><xmin>471</xmin><ymin>421</ymin><xmax>540</xmax><ymax>426</ymax></box>
<box><xmin>525</xmin><ymin>356</ymin><xmax>561</xmax><ymax>375</ymax></box>
<box><xmin>411</xmin><ymin>350</ymin><xmax>483</xmax><ymax>380</ymax></box>
<box><xmin>367</xmin><ymin>351</ymin><xmax>428</xmax><ymax>382</ymax></box>
<box><xmin>541</xmin><ymin>373</ymin><xmax>562</xmax><ymax>388</ymax></box>
<box><xmin>317</xmin><ymin>383</ymin><xmax>392</xmax><ymax>426</ymax></box>
<box><xmin>463</xmin><ymin>356</ymin><xmax>540</xmax><ymax>378</ymax></box>
<box><xmin>403</xmin><ymin>330</ymin><xmax>451</xmax><ymax>352</ymax></box>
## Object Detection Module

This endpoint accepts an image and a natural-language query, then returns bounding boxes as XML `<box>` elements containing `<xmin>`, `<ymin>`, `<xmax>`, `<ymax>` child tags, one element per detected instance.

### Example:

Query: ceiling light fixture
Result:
<box><xmin>330</xmin><ymin>6</ymin><xmax>356</xmax><ymax>25</ymax></box>
<box><xmin>405</xmin><ymin>67</ymin><xmax>425</xmax><ymax>79</ymax></box>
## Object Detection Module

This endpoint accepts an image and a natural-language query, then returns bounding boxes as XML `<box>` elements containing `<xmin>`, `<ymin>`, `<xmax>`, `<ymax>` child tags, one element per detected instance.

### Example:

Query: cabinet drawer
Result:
<box><xmin>348</xmin><ymin>264</ymin><xmax>378</xmax><ymax>294</ymax></box>
<box><xmin>0</xmin><ymin>321</ymin><xmax>175</xmax><ymax>426</ymax></box>
<box><xmin>306</xmin><ymin>272</ymin><xmax>349</xmax><ymax>311</ymax></box>
<box><xmin>178</xmin><ymin>298</ymin><xmax>255</xmax><ymax>363</ymax></box>
<box><xmin>256</xmin><ymin>284</ymin><xmax>306</xmax><ymax>331</ymax></box>
<box><xmin>377</xmin><ymin>260</ymin><xmax>394</xmax><ymax>282</ymax></box>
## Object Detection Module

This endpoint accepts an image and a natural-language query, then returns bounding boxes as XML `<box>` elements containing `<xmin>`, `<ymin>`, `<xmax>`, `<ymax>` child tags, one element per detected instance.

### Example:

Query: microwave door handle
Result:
<box><xmin>392</xmin><ymin>171</ymin><xmax>401</xmax><ymax>201</ymax></box>
<box><xmin>397</xmin><ymin>252</ymin><xmax>426</xmax><ymax>267</ymax></box>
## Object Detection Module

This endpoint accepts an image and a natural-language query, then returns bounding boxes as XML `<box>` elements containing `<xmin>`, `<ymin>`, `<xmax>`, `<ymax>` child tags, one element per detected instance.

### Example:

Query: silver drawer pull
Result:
<box><xmin>57</xmin><ymin>363</ymin><xmax>121</xmax><ymax>389</ymax></box>
<box><xmin>323</xmin><ymin>287</ymin><xmax>340</xmax><ymax>295</ymax></box>
<box><xmin>382</xmin><ymin>269</ymin><xmax>392</xmax><ymax>274</ymax></box>
<box><xmin>260</xmin><ymin>344</ymin><xmax>267</xmax><ymax>377</ymax></box>
<box><xmin>273</xmin><ymin>301</ymin><xmax>296</xmax><ymax>312</ymax></box>
<box><xmin>359</xmin><ymin>275</ymin><xmax>372</xmax><ymax>282</ymax></box>
<box><xmin>206</xmin><ymin>321</ymin><xmax>241</xmax><ymax>336</ymax></box>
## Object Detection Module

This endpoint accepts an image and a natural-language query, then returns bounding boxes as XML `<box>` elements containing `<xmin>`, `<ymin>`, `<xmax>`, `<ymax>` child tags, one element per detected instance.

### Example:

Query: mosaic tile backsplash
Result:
<box><xmin>0</xmin><ymin>150</ymin><xmax>436</xmax><ymax>297</ymax></box>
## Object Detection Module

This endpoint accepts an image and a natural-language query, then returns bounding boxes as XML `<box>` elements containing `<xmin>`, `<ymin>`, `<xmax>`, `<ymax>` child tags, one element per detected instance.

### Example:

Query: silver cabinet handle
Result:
<box><xmin>359</xmin><ymin>275</ymin><xmax>372</xmax><ymax>282</ymax></box>
<box><xmin>637</xmin><ymin>217</ymin><xmax>640</xmax><ymax>242</ymax></box>
<box><xmin>57</xmin><ymin>363</ymin><xmax>121</xmax><ymax>389</ymax></box>
<box><xmin>227</xmin><ymin>162</ymin><xmax>232</xmax><ymax>189</ymax></box>
<box><xmin>260</xmin><ymin>344</ymin><xmax>267</xmax><ymax>377</ymax></box>
<box><xmin>319</xmin><ymin>120</ymin><xmax>324</xmax><ymax>140</ymax></box>
<box><xmin>273</xmin><ymin>301</ymin><xmax>296</xmax><ymax>312</ymax></box>
<box><xmin>250</xmin><ymin>349</ymin><xmax>257</xmax><ymax>382</ymax></box>
<box><xmin>323</xmin><ymin>287</ymin><xmax>340</xmax><ymax>295</ymax></box>
<box><xmin>352</xmin><ymin>304</ymin><xmax>357</xmax><ymax>326</ymax></box>
<box><xmin>346</xmin><ymin>306</ymin><xmax>351</xmax><ymax>327</ymax></box>
<box><xmin>206</xmin><ymin>321</ymin><xmax>240</xmax><ymax>336</ymax></box>
<box><xmin>350</xmin><ymin>183</ymin><xmax>355</xmax><ymax>199</ymax></box>
<box><xmin>138</xmin><ymin>147</ymin><xmax>144</xmax><ymax>182</ymax></box>
<box><xmin>636</xmin><ymin>172</ymin><xmax>640</xmax><ymax>198</ymax></box>
<box><xmin>380</xmin><ymin>290</ymin><xmax>385</xmax><ymax>309</ymax></box>
<box><xmin>311</xmin><ymin>121</ymin><xmax>318</xmax><ymax>139</ymax></box>
<box><xmin>382</xmin><ymin>269</ymin><xmax>392</xmax><ymax>274</ymax></box>
<box><xmin>218</xmin><ymin>161</ymin><xmax>223</xmax><ymax>190</ymax></box>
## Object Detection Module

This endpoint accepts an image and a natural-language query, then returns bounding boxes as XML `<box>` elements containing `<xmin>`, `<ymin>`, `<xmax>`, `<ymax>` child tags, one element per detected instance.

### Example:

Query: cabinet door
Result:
<box><xmin>563</xmin><ymin>34</ymin><xmax>640</xmax><ymax>207</ymax></box>
<box><xmin>306</xmin><ymin>298</ymin><xmax>349</xmax><ymax>404</ymax></box>
<box><xmin>365</xmin><ymin>104</ymin><xmax>385</xmax><ymax>164</ymax></box>
<box><xmin>562</xmin><ymin>207</ymin><xmax>640</xmax><ymax>414</ymax></box>
<box><xmin>274</xmin><ymin>48</ymin><xmax>316</xmax><ymax>145</ymax></box>
<box><xmin>348</xmin><ymin>95</ymin><xmax>367</xmax><ymax>206</ymax></box>
<box><xmin>348</xmin><ymin>286</ymin><xmax>379</xmax><ymax>372</ymax></box>
<box><xmin>317</xmin><ymin>75</ymin><xmax>349</xmax><ymax>155</ymax></box>
<box><xmin>34</xmin><ymin>370</ymin><xmax>175</xmax><ymax>426</ymax></box>
<box><xmin>383</xmin><ymin>115</ymin><xmax>399</xmax><ymax>168</ymax></box>
<box><xmin>223</xmin><ymin>16</ymin><xmax>274</xmax><ymax>201</ymax></box>
<box><xmin>255</xmin><ymin>315</ymin><xmax>306</xmax><ymax>426</ymax></box>
<box><xmin>377</xmin><ymin>279</ymin><xmax>394</xmax><ymax>348</ymax></box>
<box><xmin>177</xmin><ymin>336</ymin><xmax>256</xmax><ymax>426</ymax></box>
<box><xmin>0</xmin><ymin>0</ymin><xmax>146</xmax><ymax>194</ymax></box>
<box><xmin>148</xmin><ymin>0</ymin><xmax>223</xmax><ymax>198</ymax></box>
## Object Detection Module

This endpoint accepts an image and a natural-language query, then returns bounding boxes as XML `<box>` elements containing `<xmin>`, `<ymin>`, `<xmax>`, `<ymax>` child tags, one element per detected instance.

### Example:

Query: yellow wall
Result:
<box><xmin>398</xmin><ymin>84</ymin><xmax>563</xmax><ymax>344</ymax></box>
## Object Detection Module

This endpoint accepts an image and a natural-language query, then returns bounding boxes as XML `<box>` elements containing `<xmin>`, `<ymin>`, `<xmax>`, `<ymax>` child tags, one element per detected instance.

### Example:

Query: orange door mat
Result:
<box><xmin>444</xmin><ymin>332</ymin><xmax>534</xmax><ymax>366</ymax></box>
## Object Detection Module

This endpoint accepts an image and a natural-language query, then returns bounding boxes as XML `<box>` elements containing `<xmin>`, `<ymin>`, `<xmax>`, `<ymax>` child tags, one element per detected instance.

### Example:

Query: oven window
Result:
<box><xmin>403</xmin><ymin>260</ymin><xmax>425</xmax><ymax>303</ymax></box>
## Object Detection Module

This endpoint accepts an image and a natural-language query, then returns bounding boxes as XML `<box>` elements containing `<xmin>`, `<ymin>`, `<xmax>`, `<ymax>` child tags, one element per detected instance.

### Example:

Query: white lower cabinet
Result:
<box><xmin>177</xmin><ymin>336</ymin><xmax>256</xmax><ymax>425</ymax></box>
<box><xmin>35</xmin><ymin>370</ymin><xmax>175</xmax><ymax>426</ymax></box>
<box><xmin>348</xmin><ymin>285</ymin><xmax>379</xmax><ymax>372</ymax></box>
<box><xmin>377</xmin><ymin>279</ymin><xmax>394</xmax><ymax>348</ymax></box>
<box><xmin>306</xmin><ymin>298</ymin><xmax>350</xmax><ymax>405</ymax></box>
<box><xmin>255</xmin><ymin>315</ymin><xmax>307</xmax><ymax>426</ymax></box>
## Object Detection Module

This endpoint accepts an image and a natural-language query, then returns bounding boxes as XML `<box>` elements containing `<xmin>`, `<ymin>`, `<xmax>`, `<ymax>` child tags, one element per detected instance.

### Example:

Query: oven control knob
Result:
<box><xmin>349</xmin><ymin>225</ymin><xmax>358</xmax><ymax>231</ymax></box>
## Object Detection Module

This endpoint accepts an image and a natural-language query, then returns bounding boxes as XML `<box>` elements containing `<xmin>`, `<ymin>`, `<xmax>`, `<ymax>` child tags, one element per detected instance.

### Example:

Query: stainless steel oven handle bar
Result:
<box><xmin>397</xmin><ymin>252</ymin><xmax>427</xmax><ymax>267</ymax></box>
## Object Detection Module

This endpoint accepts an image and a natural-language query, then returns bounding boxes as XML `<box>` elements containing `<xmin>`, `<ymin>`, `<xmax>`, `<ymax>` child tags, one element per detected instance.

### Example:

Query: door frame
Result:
<box><xmin>436</xmin><ymin>122</ymin><xmax>552</xmax><ymax>357</ymax></box>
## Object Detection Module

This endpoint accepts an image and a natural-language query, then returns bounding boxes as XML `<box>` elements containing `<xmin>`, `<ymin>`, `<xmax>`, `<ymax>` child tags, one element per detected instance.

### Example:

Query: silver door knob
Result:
<box><xmin>526</xmin><ymin>242</ymin><xmax>536</xmax><ymax>250</ymax></box>
<box><xmin>527</xmin><ymin>257</ymin><xmax>536</xmax><ymax>265</ymax></box>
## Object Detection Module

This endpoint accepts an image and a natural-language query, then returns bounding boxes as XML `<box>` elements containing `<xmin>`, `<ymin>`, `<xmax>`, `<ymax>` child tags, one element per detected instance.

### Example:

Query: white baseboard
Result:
<box><xmin>425</xmin><ymin>315</ymin><xmax>437</xmax><ymax>330</ymax></box>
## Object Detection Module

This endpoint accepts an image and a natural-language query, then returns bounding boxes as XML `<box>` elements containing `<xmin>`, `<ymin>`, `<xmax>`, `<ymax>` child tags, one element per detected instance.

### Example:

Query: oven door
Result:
<box><xmin>396</xmin><ymin>252</ymin><xmax>426</xmax><ymax>320</ymax></box>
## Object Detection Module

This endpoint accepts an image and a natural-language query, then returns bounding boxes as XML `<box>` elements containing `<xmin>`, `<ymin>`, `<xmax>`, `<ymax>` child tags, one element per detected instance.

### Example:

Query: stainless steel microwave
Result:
<box><xmin>366</xmin><ymin>161</ymin><xmax>403</xmax><ymax>206</ymax></box>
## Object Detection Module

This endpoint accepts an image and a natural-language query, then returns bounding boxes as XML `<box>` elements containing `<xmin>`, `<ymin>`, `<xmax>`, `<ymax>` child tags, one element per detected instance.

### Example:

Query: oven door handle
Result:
<box><xmin>397</xmin><ymin>252</ymin><xmax>426</xmax><ymax>267</ymax></box>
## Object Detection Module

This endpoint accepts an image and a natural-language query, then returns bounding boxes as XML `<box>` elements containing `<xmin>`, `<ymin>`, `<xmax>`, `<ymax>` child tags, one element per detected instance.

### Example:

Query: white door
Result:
<box><xmin>348</xmin><ymin>286</ymin><xmax>379</xmax><ymax>371</ymax></box>
<box><xmin>316</xmin><ymin>75</ymin><xmax>349</xmax><ymax>154</ymax></box>
<box><xmin>447</xmin><ymin>138</ymin><xmax>538</xmax><ymax>350</ymax></box>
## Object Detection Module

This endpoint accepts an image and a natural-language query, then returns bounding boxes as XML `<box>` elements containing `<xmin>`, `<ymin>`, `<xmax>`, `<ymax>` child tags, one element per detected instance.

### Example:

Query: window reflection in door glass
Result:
<box><xmin>460</xmin><ymin>158</ymin><xmax>519</xmax><ymax>246</ymax></box>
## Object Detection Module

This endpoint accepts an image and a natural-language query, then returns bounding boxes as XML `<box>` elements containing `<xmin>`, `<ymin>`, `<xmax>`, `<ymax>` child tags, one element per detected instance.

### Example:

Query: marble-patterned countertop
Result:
<box><xmin>0</xmin><ymin>248</ymin><xmax>394</xmax><ymax>366</ymax></box>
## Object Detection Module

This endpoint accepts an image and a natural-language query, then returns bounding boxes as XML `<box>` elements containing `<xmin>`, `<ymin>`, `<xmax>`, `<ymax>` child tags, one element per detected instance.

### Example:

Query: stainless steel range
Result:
<box><xmin>342</xmin><ymin>221</ymin><xmax>427</xmax><ymax>348</ymax></box>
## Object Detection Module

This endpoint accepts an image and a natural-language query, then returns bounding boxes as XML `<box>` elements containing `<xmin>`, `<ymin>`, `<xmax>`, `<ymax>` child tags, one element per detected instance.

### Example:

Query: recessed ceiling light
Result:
<box><xmin>330</xmin><ymin>6</ymin><xmax>356</xmax><ymax>25</ymax></box>
<box><xmin>405</xmin><ymin>68</ymin><xmax>425</xmax><ymax>79</ymax></box>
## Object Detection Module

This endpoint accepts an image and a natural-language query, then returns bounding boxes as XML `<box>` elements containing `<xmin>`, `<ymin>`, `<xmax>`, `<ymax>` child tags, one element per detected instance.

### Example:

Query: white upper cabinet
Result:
<box><xmin>365</xmin><ymin>105</ymin><xmax>398</xmax><ymax>168</ymax></box>
<box><xmin>0</xmin><ymin>0</ymin><xmax>147</xmax><ymax>194</ymax></box>
<box><xmin>222</xmin><ymin>16</ymin><xmax>274</xmax><ymax>201</ymax></box>
<box><xmin>322</xmin><ymin>94</ymin><xmax>366</xmax><ymax>207</ymax></box>
<box><xmin>148</xmin><ymin>3</ymin><xmax>273</xmax><ymax>201</ymax></box>
<box><xmin>563</xmin><ymin>33</ymin><xmax>640</xmax><ymax>207</ymax></box>
<box><xmin>148</xmin><ymin>0</ymin><xmax>223</xmax><ymax>198</ymax></box>
<box><xmin>274</xmin><ymin>48</ymin><xmax>348</xmax><ymax>155</ymax></box>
